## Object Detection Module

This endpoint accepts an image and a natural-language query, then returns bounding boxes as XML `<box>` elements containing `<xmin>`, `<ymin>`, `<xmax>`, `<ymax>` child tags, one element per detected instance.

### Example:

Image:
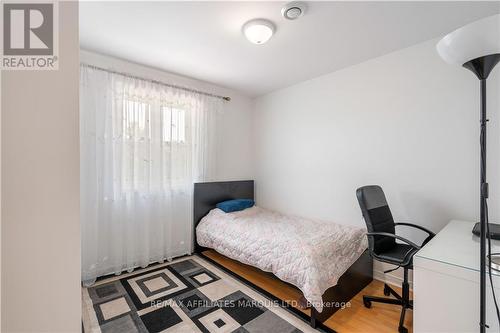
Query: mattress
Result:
<box><xmin>196</xmin><ymin>206</ymin><xmax>368</xmax><ymax>312</ymax></box>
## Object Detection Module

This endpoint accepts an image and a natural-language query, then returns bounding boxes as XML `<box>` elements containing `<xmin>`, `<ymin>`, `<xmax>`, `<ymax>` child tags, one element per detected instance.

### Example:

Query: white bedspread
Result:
<box><xmin>196</xmin><ymin>206</ymin><xmax>368</xmax><ymax>312</ymax></box>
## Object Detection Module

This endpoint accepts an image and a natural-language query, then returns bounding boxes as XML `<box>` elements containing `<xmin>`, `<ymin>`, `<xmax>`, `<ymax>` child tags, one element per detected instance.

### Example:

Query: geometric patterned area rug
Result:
<box><xmin>82</xmin><ymin>255</ymin><xmax>325</xmax><ymax>333</ymax></box>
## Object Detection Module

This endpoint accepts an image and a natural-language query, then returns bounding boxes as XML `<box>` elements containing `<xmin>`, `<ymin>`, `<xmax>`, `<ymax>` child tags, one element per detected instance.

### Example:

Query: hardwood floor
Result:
<box><xmin>203</xmin><ymin>250</ymin><xmax>413</xmax><ymax>333</ymax></box>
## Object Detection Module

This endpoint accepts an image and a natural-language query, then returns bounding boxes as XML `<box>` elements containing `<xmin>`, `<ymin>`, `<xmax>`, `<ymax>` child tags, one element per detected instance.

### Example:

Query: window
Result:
<box><xmin>123</xmin><ymin>100</ymin><xmax>151</xmax><ymax>140</ymax></box>
<box><xmin>162</xmin><ymin>106</ymin><xmax>186</xmax><ymax>143</ymax></box>
<box><xmin>120</xmin><ymin>100</ymin><xmax>189</xmax><ymax>192</ymax></box>
<box><xmin>122</xmin><ymin>101</ymin><xmax>187</xmax><ymax>143</ymax></box>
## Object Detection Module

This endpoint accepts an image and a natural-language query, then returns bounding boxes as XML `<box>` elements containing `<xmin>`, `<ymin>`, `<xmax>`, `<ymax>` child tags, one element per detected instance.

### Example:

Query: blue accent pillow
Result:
<box><xmin>216</xmin><ymin>199</ymin><xmax>255</xmax><ymax>213</ymax></box>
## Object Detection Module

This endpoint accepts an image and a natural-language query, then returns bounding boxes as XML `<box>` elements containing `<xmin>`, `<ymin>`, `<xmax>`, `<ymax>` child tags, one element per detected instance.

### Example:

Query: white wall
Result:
<box><xmin>1</xmin><ymin>2</ymin><xmax>81</xmax><ymax>332</ymax></box>
<box><xmin>254</xmin><ymin>38</ymin><xmax>500</xmax><ymax>286</ymax></box>
<box><xmin>0</xmin><ymin>51</ymin><xmax>2</xmax><ymax>332</ymax></box>
<box><xmin>80</xmin><ymin>50</ymin><xmax>255</xmax><ymax>182</ymax></box>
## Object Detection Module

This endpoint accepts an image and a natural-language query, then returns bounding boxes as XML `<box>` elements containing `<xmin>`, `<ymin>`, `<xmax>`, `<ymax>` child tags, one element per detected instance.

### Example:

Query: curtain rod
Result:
<box><xmin>80</xmin><ymin>63</ymin><xmax>231</xmax><ymax>102</ymax></box>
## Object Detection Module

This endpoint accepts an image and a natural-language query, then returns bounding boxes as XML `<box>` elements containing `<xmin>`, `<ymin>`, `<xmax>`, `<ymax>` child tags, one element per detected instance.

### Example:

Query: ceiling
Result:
<box><xmin>80</xmin><ymin>1</ymin><xmax>500</xmax><ymax>97</ymax></box>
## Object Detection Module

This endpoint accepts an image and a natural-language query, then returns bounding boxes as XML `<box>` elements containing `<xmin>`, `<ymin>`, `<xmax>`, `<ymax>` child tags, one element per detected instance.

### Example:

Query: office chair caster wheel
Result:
<box><xmin>398</xmin><ymin>326</ymin><xmax>408</xmax><ymax>333</ymax></box>
<box><xmin>383</xmin><ymin>284</ymin><xmax>391</xmax><ymax>296</ymax></box>
<box><xmin>363</xmin><ymin>299</ymin><xmax>371</xmax><ymax>308</ymax></box>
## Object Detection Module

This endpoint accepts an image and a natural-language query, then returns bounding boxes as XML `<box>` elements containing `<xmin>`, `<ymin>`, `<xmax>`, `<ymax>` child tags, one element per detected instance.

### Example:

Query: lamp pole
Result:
<box><xmin>463</xmin><ymin>53</ymin><xmax>500</xmax><ymax>333</ymax></box>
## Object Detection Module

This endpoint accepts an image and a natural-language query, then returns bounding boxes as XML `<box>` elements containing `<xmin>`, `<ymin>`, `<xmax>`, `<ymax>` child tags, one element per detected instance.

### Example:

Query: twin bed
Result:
<box><xmin>193</xmin><ymin>180</ymin><xmax>373</xmax><ymax>329</ymax></box>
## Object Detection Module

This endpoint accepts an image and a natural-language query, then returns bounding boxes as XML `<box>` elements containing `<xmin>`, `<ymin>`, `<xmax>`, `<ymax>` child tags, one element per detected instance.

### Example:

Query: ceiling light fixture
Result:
<box><xmin>281</xmin><ymin>2</ymin><xmax>306</xmax><ymax>20</ymax></box>
<box><xmin>242</xmin><ymin>19</ymin><xmax>275</xmax><ymax>45</ymax></box>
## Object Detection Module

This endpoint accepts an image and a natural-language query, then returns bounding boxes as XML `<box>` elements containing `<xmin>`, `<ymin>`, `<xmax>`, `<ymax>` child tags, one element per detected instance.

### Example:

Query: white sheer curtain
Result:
<box><xmin>80</xmin><ymin>65</ymin><xmax>219</xmax><ymax>285</ymax></box>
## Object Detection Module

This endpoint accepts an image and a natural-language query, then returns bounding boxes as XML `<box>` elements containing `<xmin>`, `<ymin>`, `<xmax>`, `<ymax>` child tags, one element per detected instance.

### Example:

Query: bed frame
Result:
<box><xmin>193</xmin><ymin>180</ymin><xmax>373</xmax><ymax>329</ymax></box>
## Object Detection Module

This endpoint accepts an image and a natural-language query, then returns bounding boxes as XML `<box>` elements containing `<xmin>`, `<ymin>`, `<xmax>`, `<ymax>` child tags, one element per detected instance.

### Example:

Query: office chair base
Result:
<box><xmin>398</xmin><ymin>326</ymin><xmax>408</xmax><ymax>333</ymax></box>
<box><xmin>363</xmin><ymin>283</ymin><xmax>412</xmax><ymax>333</ymax></box>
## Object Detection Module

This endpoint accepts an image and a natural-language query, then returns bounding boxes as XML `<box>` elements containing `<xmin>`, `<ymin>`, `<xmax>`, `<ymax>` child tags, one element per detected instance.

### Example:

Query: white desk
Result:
<box><xmin>414</xmin><ymin>220</ymin><xmax>500</xmax><ymax>332</ymax></box>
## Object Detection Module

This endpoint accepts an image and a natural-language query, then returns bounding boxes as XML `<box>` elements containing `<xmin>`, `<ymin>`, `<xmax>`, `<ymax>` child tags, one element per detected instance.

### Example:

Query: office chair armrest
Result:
<box><xmin>394</xmin><ymin>222</ymin><xmax>436</xmax><ymax>237</ymax></box>
<box><xmin>395</xmin><ymin>222</ymin><xmax>435</xmax><ymax>246</ymax></box>
<box><xmin>366</xmin><ymin>232</ymin><xmax>421</xmax><ymax>250</ymax></box>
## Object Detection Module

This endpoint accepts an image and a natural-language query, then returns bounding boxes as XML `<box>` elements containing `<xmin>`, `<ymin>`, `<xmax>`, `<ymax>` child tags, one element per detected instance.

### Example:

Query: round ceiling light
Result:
<box><xmin>242</xmin><ymin>19</ymin><xmax>275</xmax><ymax>45</ymax></box>
<box><xmin>281</xmin><ymin>2</ymin><xmax>306</xmax><ymax>20</ymax></box>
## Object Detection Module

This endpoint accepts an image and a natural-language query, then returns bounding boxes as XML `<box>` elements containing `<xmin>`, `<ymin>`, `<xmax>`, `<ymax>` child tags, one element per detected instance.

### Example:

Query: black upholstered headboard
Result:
<box><xmin>193</xmin><ymin>180</ymin><xmax>254</xmax><ymax>253</ymax></box>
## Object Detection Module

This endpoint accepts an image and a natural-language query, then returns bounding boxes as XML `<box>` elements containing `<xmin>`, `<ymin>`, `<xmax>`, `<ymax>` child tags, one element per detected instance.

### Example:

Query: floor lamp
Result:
<box><xmin>437</xmin><ymin>14</ymin><xmax>500</xmax><ymax>332</ymax></box>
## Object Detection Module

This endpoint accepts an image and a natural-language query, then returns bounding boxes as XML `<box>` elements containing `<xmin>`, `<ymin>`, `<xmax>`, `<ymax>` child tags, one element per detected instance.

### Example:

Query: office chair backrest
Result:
<box><xmin>356</xmin><ymin>185</ymin><xmax>396</xmax><ymax>254</ymax></box>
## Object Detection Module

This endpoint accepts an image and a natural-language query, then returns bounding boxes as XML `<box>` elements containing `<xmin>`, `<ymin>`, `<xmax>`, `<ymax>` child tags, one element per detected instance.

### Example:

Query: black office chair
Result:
<box><xmin>356</xmin><ymin>185</ymin><xmax>435</xmax><ymax>333</ymax></box>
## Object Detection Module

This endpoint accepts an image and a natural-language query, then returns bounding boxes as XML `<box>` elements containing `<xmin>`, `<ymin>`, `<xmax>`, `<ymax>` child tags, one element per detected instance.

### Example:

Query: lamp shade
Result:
<box><xmin>437</xmin><ymin>14</ymin><xmax>500</xmax><ymax>66</ymax></box>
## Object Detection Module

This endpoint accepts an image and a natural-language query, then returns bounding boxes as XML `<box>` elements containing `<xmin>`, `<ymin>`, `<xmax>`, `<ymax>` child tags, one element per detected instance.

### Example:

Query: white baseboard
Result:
<box><xmin>373</xmin><ymin>264</ymin><xmax>413</xmax><ymax>290</ymax></box>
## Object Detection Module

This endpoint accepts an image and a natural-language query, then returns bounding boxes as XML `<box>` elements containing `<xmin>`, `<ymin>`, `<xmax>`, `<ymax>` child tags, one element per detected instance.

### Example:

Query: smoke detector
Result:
<box><xmin>281</xmin><ymin>2</ymin><xmax>306</xmax><ymax>20</ymax></box>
